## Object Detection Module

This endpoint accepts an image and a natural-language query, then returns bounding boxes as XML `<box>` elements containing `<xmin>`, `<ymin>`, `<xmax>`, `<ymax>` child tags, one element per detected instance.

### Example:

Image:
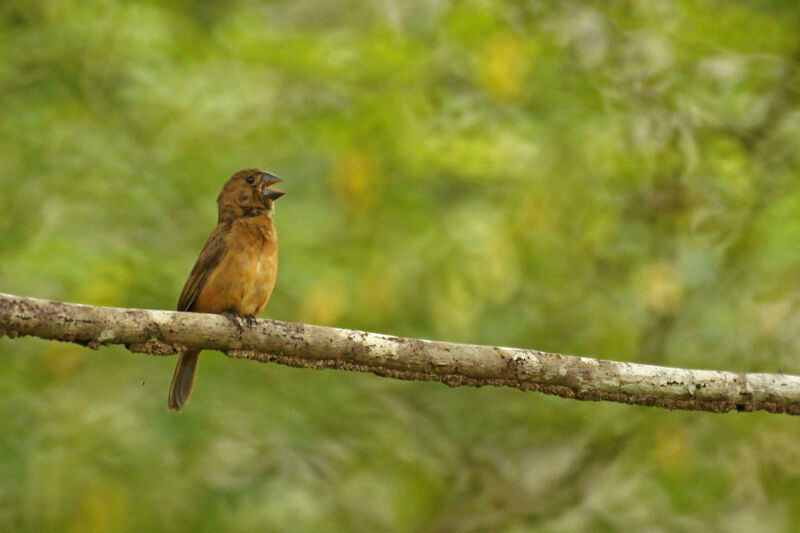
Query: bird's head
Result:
<box><xmin>217</xmin><ymin>168</ymin><xmax>284</xmax><ymax>223</ymax></box>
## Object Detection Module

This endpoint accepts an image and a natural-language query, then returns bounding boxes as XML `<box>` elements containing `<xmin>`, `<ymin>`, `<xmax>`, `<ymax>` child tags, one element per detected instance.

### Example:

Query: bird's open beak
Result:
<box><xmin>261</xmin><ymin>171</ymin><xmax>284</xmax><ymax>201</ymax></box>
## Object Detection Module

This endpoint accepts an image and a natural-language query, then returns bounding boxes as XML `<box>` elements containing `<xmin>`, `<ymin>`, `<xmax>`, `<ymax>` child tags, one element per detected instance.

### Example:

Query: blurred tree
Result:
<box><xmin>2</xmin><ymin>0</ymin><xmax>800</xmax><ymax>531</ymax></box>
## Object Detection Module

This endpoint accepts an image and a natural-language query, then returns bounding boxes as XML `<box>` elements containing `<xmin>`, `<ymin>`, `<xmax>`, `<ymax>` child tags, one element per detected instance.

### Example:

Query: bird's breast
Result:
<box><xmin>193</xmin><ymin>216</ymin><xmax>278</xmax><ymax>316</ymax></box>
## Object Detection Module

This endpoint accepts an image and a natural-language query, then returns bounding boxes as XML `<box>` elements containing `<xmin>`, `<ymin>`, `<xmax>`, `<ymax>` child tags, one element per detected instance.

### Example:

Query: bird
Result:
<box><xmin>168</xmin><ymin>168</ymin><xmax>285</xmax><ymax>411</ymax></box>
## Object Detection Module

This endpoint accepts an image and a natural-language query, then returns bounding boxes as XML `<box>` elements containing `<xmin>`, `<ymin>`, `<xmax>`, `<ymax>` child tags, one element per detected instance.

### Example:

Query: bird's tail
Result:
<box><xmin>168</xmin><ymin>349</ymin><xmax>200</xmax><ymax>412</ymax></box>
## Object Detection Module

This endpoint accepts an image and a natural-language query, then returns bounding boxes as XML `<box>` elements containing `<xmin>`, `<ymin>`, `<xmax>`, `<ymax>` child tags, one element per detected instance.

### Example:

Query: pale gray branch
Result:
<box><xmin>1</xmin><ymin>292</ymin><xmax>799</xmax><ymax>415</ymax></box>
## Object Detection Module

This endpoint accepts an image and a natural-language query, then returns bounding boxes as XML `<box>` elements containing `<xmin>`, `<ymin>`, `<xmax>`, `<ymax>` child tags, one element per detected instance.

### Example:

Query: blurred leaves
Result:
<box><xmin>2</xmin><ymin>0</ymin><xmax>800</xmax><ymax>531</ymax></box>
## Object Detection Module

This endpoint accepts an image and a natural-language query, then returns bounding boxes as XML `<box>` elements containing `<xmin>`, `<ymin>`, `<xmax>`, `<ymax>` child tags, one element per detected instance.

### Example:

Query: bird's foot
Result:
<box><xmin>222</xmin><ymin>310</ymin><xmax>245</xmax><ymax>332</ymax></box>
<box><xmin>242</xmin><ymin>314</ymin><xmax>258</xmax><ymax>326</ymax></box>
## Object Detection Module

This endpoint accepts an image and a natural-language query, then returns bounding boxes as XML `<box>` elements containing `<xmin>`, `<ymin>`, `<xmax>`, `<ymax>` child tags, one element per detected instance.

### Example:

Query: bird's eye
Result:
<box><xmin>246</xmin><ymin>176</ymin><xmax>255</xmax><ymax>184</ymax></box>
<box><xmin>248</xmin><ymin>208</ymin><xmax>258</xmax><ymax>216</ymax></box>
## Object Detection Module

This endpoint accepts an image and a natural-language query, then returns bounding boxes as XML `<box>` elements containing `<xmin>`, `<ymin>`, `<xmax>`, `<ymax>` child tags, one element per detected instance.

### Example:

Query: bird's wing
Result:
<box><xmin>177</xmin><ymin>224</ymin><xmax>230</xmax><ymax>312</ymax></box>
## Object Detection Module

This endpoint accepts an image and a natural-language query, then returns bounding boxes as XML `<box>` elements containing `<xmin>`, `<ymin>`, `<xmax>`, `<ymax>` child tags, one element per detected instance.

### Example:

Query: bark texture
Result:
<box><xmin>2</xmin><ymin>292</ymin><xmax>799</xmax><ymax>415</ymax></box>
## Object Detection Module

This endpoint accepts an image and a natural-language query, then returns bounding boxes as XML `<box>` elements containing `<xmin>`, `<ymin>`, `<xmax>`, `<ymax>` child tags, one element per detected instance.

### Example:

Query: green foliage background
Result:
<box><xmin>2</xmin><ymin>0</ymin><xmax>800</xmax><ymax>530</ymax></box>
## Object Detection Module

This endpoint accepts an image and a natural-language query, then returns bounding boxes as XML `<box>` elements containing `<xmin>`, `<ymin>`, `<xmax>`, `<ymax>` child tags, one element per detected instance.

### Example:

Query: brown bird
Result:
<box><xmin>168</xmin><ymin>168</ymin><xmax>285</xmax><ymax>411</ymax></box>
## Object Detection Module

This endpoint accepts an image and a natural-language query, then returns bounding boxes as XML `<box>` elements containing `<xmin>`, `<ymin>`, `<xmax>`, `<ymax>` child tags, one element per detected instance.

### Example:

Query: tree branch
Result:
<box><xmin>1</xmin><ymin>292</ymin><xmax>798</xmax><ymax>415</ymax></box>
